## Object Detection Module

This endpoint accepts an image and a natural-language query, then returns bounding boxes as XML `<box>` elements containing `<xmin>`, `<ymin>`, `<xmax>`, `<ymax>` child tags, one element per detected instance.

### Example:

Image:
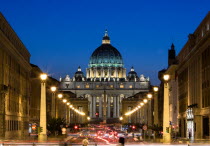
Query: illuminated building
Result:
<box><xmin>59</xmin><ymin>30</ymin><xmax>150</xmax><ymax>124</ymax></box>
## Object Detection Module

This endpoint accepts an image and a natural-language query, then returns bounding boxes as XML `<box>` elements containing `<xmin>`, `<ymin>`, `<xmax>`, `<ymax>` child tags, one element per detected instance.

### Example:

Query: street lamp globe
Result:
<box><xmin>63</xmin><ymin>99</ymin><xmax>67</xmax><ymax>103</ymax></box>
<box><xmin>58</xmin><ymin>94</ymin><xmax>63</xmax><ymax>98</ymax></box>
<box><xmin>51</xmin><ymin>86</ymin><xmax>56</xmax><ymax>92</ymax></box>
<box><xmin>140</xmin><ymin>102</ymin><xmax>144</xmax><ymax>106</ymax></box>
<box><xmin>40</xmin><ymin>73</ymin><xmax>47</xmax><ymax>81</ymax></box>
<box><xmin>163</xmin><ymin>74</ymin><xmax>170</xmax><ymax>81</ymax></box>
<box><xmin>69</xmin><ymin>105</ymin><xmax>73</xmax><ymax>108</ymax></box>
<box><xmin>147</xmin><ymin>93</ymin><xmax>153</xmax><ymax>99</ymax></box>
<box><xmin>143</xmin><ymin>99</ymin><xmax>148</xmax><ymax>103</ymax></box>
<box><xmin>119</xmin><ymin>117</ymin><xmax>123</xmax><ymax>120</ymax></box>
<box><xmin>153</xmin><ymin>86</ymin><xmax>159</xmax><ymax>92</ymax></box>
<box><xmin>67</xmin><ymin>102</ymin><xmax>70</xmax><ymax>105</ymax></box>
<box><xmin>87</xmin><ymin>117</ymin><xmax>90</xmax><ymax>120</ymax></box>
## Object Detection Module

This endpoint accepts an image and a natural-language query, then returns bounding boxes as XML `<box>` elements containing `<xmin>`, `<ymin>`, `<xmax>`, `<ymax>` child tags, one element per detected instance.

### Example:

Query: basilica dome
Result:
<box><xmin>89</xmin><ymin>30</ymin><xmax>124</xmax><ymax>68</ymax></box>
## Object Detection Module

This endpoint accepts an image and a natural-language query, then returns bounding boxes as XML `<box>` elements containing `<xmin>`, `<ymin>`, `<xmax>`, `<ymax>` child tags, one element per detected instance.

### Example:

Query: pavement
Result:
<box><xmin>0</xmin><ymin>136</ymin><xmax>210</xmax><ymax>146</ymax></box>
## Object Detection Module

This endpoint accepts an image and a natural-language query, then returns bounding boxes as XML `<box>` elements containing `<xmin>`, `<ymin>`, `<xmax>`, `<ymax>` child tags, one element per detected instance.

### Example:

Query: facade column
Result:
<box><xmin>89</xmin><ymin>68</ymin><xmax>92</xmax><ymax>78</ymax></box>
<box><xmin>99</xmin><ymin>97</ymin><xmax>102</xmax><ymax>118</ymax></box>
<box><xmin>94</xmin><ymin>68</ymin><xmax>96</xmax><ymax>78</ymax></box>
<box><xmin>194</xmin><ymin>115</ymin><xmax>202</xmax><ymax>139</ymax></box>
<box><xmin>102</xmin><ymin>68</ymin><xmax>104</xmax><ymax>78</ymax></box>
<box><xmin>89</xmin><ymin>96</ymin><xmax>93</xmax><ymax>118</ymax></box>
<box><xmin>114</xmin><ymin>67</ymin><xmax>117</xmax><ymax>77</ymax></box>
<box><xmin>39</xmin><ymin>81</ymin><xmax>47</xmax><ymax>141</ymax></box>
<box><xmin>68</xmin><ymin>109</ymin><xmax>71</xmax><ymax>124</ymax></box>
<box><xmin>116</xmin><ymin>68</ymin><xmax>118</xmax><ymax>78</ymax></box>
<box><xmin>108</xmin><ymin>67</ymin><xmax>111</xmax><ymax>78</ymax></box>
<box><xmin>148</xmin><ymin>100</ymin><xmax>152</xmax><ymax>126</ymax></box>
<box><xmin>113</xmin><ymin>96</ymin><xmax>117</xmax><ymax>118</ymax></box>
<box><xmin>123</xmin><ymin>68</ymin><xmax>126</xmax><ymax>78</ymax></box>
<box><xmin>107</xmin><ymin>96</ymin><xmax>111</xmax><ymax>118</ymax></box>
<box><xmin>163</xmin><ymin>82</ymin><xmax>171</xmax><ymax>143</ymax></box>
<box><xmin>86</xmin><ymin>68</ymin><xmax>89</xmax><ymax>78</ymax></box>
<box><xmin>51</xmin><ymin>92</ymin><xmax>56</xmax><ymax>118</ymax></box>
<box><xmin>66</xmin><ymin>106</ymin><xmax>69</xmax><ymax>124</ymax></box>
<box><xmin>154</xmin><ymin>92</ymin><xmax>159</xmax><ymax>125</ymax></box>
<box><xmin>93</xmin><ymin>97</ymin><xmax>96</xmax><ymax>118</ymax></box>
<box><xmin>117</xmin><ymin>96</ymin><xmax>120</xmax><ymax>117</ymax></box>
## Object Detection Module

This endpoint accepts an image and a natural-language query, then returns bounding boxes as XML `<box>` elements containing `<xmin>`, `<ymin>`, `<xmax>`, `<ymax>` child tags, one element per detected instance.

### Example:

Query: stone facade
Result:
<box><xmin>0</xmin><ymin>12</ymin><xmax>31</xmax><ymax>139</ymax></box>
<box><xmin>176</xmin><ymin>12</ymin><xmax>210</xmax><ymax>139</ymax></box>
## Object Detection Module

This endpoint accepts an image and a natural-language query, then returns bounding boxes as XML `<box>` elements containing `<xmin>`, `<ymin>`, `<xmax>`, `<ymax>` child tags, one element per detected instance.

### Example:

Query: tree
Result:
<box><xmin>47</xmin><ymin>118</ymin><xmax>66</xmax><ymax>136</ymax></box>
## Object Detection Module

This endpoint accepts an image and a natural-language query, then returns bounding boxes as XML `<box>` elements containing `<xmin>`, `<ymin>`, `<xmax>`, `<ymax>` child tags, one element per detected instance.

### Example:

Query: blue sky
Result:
<box><xmin>0</xmin><ymin>0</ymin><xmax>209</xmax><ymax>85</ymax></box>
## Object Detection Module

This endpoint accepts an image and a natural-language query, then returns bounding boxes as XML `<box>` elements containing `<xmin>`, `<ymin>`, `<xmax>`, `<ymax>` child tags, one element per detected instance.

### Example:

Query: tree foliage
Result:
<box><xmin>47</xmin><ymin>118</ymin><xmax>66</xmax><ymax>135</ymax></box>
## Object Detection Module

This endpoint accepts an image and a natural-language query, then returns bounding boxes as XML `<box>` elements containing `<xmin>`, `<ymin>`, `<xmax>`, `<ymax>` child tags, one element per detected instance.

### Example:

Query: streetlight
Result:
<box><xmin>153</xmin><ymin>86</ymin><xmax>159</xmax><ymax>92</ymax></box>
<box><xmin>143</xmin><ymin>99</ymin><xmax>148</xmax><ymax>103</ymax></box>
<box><xmin>51</xmin><ymin>86</ymin><xmax>56</xmax><ymax>118</ymax></box>
<box><xmin>58</xmin><ymin>93</ymin><xmax>63</xmax><ymax>98</ymax></box>
<box><xmin>140</xmin><ymin>102</ymin><xmax>144</xmax><ymax>106</ymax></box>
<box><xmin>163</xmin><ymin>74</ymin><xmax>170</xmax><ymax>81</ymax></box>
<box><xmin>163</xmin><ymin>74</ymin><xmax>171</xmax><ymax>143</ymax></box>
<box><xmin>153</xmin><ymin>86</ymin><xmax>159</xmax><ymax>126</ymax></box>
<box><xmin>147</xmin><ymin>93</ymin><xmax>153</xmax><ymax>99</ymax></box>
<box><xmin>39</xmin><ymin>73</ymin><xmax>47</xmax><ymax>141</ymax></box>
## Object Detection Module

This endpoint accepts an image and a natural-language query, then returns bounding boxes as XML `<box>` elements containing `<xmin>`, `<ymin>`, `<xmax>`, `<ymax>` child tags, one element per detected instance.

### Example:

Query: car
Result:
<box><xmin>116</xmin><ymin>131</ymin><xmax>126</xmax><ymax>137</ymax></box>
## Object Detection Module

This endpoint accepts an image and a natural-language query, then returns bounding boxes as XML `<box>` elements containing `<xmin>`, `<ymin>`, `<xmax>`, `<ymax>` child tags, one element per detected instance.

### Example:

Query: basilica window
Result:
<box><xmin>77</xmin><ymin>85</ymin><xmax>80</xmax><ymax>88</ymax></box>
<box><xmin>86</xmin><ymin>84</ymin><xmax>89</xmax><ymax>88</ymax></box>
<box><xmin>120</xmin><ymin>84</ymin><xmax>124</xmax><ymax>88</ymax></box>
<box><xmin>96</xmin><ymin>97</ymin><xmax>99</xmax><ymax>102</ymax></box>
<box><xmin>96</xmin><ymin>85</ymin><xmax>99</xmax><ymax>88</ymax></box>
<box><xmin>111</xmin><ymin>97</ymin><xmax>113</xmax><ymax>103</ymax></box>
<box><xmin>129</xmin><ymin>85</ymin><xmax>133</xmax><ymax>88</ymax></box>
<box><xmin>110</xmin><ymin>85</ymin><xmax>113</xmax><ymax>88</ymax></box>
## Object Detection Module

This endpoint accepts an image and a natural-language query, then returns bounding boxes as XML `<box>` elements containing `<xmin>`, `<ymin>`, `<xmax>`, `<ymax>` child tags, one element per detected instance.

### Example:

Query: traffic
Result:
<box><xmin>66</xmin><ymin>124</ymin><xmax>143</xmax><ymax>144</ymax></box>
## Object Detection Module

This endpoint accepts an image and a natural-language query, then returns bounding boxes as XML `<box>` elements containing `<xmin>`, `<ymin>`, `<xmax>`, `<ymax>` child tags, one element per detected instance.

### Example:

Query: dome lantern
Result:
<box><xmin>102</xmin><ymin>29</ymin><xmax>110</xmax><ymax>44</ymax></box>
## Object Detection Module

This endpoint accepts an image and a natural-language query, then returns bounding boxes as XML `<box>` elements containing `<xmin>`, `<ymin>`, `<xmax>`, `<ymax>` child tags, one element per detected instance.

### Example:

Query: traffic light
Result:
<box><xmin>74</xmin><ymin>125</ymin><xmax>78</xmax><ymax>129</ymax></box>
<box><xmin>132</xmin><ymin>125</ymin><xmax>136</xmax><ymax>130</ymax></box>
<box><xmin>95</xmin><ymin>112</ymin><xmax>99</xmax><ymax>117</ymax></box>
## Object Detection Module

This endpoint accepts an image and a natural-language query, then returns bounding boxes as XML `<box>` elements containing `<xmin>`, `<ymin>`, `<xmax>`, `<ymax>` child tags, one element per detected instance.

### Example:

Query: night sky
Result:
<box><xmin>1</xmin><ymin>0</ymin><xmax>209</xmax><ymax>85</ymax></box>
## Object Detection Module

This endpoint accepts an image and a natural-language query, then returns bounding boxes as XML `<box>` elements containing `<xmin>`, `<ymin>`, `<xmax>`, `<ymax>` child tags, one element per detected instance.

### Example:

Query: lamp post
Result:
<box><xmin>39</xmin><ymin>73</ymin><xmax>47</xmax><ymax>141</ymax></box>
<box><xmin>163</xmin><ymin>74</ymin><xmax>171</xmax><ymax>143</ymax></box>
<box><xmin>146</xmin><ymin>93</ymin><xmax>152</xmax><ymax>134</ymax></box>
<box><xmin>153</xmin><ymin>86</ymin><xmax>159</xmax><ymax>125</ymax></box>
<box><xmin>51</xmin><ymin>86</ymin><xmax>56</xmax><ymax>118</ymax></box>
<box><xmin>62</xmin><ymin>99</ymin><xmax>68</xmax><ymax>123</ymax></box>
<box><xmin>56</xmin><ymin>93</ymin><xmax>63</xmax><ymax>118</ymax></box>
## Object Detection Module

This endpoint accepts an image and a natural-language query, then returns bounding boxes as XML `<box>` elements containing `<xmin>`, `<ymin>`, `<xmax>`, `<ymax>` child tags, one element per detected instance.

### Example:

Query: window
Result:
<box><xmin>120</xmin><ymin>84</ymin><xmax>124</xmax><ymax>88</ymax></box>
<box><xmin>86</xmin><ymin>84</ymin><xmax>89</xmax><ymax>88</ymax></box>
<box><xmin>129</xmin><ymin>85</ymin><xmax>132</xmax><ymax>88</ymax></box>
<box><xmin>77</xmin><ymin>85</ymin><xmax>80</xmax><ymax>88</ymax></box>
<box><xmin>110</xmin><ymin>85</ymin><xmax>113</xmax><ymax>88</ymax></box>
<box><xmin>96</xmin><ymin>85</ymin><xmax>99</xmax><ymax>88</ymax></box>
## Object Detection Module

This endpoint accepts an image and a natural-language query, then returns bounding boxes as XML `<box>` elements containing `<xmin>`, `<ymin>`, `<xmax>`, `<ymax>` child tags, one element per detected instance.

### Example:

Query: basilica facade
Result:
<box><xmin>59</xmin><ymin>31</ymin><xmax>150</xmax><ymax>123</ymax></box>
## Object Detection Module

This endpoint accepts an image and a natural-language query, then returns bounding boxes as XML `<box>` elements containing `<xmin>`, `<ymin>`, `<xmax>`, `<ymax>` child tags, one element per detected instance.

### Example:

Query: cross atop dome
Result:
<box><xmin>131</xmin><ymin>66</ymin><xmax>135</xmax><ymax>72</ymax></box>
<box><xmin>78</xmin><ymin>66</ymin><xmax>81</xmax><ymax>71</ymax></box>
<box><xmin>102</xmin><ymin>29</ymin><xmax>110</xmax><ymax>44</ymax></box>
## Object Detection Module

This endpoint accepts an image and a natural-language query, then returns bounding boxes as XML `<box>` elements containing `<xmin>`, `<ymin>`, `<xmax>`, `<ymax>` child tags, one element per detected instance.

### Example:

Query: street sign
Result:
<box><xmin>143</xmin><ymin>125</ymin><xmax>147</xmax><ymax>130</ymax></box>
